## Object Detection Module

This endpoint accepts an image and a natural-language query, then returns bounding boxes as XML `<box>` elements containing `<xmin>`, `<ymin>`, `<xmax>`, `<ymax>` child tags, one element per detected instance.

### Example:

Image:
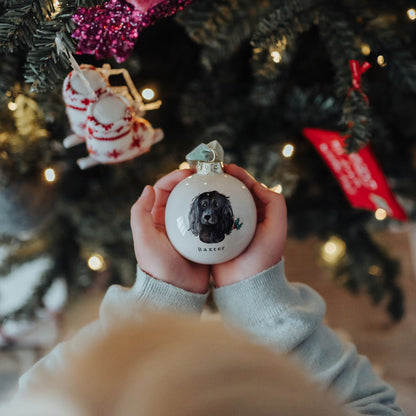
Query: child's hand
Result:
<box><xmin>131</xmin><ymin>169</ymin><xmax>210</xmax><ymax>294</ymax></box>
<box><xmin>212</xmin><ymin>164</ymin><xmax>287</xmax><ymax>287</ymax></box>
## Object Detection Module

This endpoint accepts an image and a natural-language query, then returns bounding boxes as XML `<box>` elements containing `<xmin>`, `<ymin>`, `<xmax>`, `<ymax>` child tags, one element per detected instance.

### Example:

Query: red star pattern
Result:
<box><xmin>133</xmin><ymin>120</ymin><xmax>148</xmax><ymax>132</ymax></box>
<box><xmin>81</xmin><ymin>98</ymin><xmax>92</xmax><ymax>106</ymax></box>
<box><xmin>87</xmin><ymin>145</ymin><xmax>97</xmax><ymax>155</ymax></box>
<box><xmin>107</xmin><ymin>149</ymin><xmax>122</xmax><ymax>159</ymax></box>
<box><xmin>130</xmin><ymin>136</ymin><xmax>143</xmax><ymax>149</ymax></box>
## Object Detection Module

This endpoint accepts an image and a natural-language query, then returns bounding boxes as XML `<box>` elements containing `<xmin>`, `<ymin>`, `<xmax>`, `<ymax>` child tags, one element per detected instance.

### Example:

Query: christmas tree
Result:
<box><xmin>1</xmin><ymin>0</ymin><xmax>415</xmax><ymax>325</ymax></box>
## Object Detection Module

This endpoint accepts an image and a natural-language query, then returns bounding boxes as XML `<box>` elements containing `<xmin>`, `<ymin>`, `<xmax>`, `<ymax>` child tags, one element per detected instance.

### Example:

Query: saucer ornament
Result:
<box><xmin>165</xmin><ymin>141</ymin><xmax>257</xmax><ymax>264</ymax></box>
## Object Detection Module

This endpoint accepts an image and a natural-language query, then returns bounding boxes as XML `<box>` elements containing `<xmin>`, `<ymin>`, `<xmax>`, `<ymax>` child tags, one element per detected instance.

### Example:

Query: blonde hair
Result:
<box><xmin>9</xmin><ymin>312</ymin><xmax>349</xmax><ymax>416</ymax></box>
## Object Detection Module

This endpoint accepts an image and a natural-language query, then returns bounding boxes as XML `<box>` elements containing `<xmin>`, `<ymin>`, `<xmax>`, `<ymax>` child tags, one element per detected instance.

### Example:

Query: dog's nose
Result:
<box><xmin>204</xmin><ymin>214</ymin><xmax>211</xmax><ymax>221</ymax></box>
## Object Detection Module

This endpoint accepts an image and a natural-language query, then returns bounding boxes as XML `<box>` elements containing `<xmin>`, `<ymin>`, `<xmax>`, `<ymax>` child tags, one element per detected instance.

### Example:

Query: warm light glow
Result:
<box><xmin>141</xmin><ymin>88</ymin><xmax>155</xmax><ymax>100</ymax></box>
<box><xmin>377</xmin><ymin>55</ymin><xmax>386</xmax><ymax>66</ymax></box>
<box><xmin>44</xmin><ymin>168</ymin><xmax>56</xmax><ymax>182</ymax></box>
<box><xmin>272</xmin><ymin>184</ymin><xmax>283</xmax><ymax>194</ymax></box>
<box><xmin>368</xmin><ymin>265</ymin><xmax>382</xmax><ymax>277</ymax></box>
<box><xmin>51</xmin><ymin>0</ymin><xmax>61</xmax><ymax>17</ymax></box>
<box><xmin>270</xmin><ymin>51</ymin><xmax>282</xmax><ymax>63</ymax></box>
<box><xmin>282</xmin><ymin>143</ymin><xmax>295</xmax><ymax>158</ymax></box>
<box><xmin>375</xmin><ymin>208</ymin><xmax>387</xmax><ymax>221</ymax></box>
<box><xmin>8</xmin><ymin>102</ymin><xmax>17</xmax><ymax>111</ymax></box>
<box><xmin>321</xmin><ymin>237</ymin><xmax>346</xmax><ymax>264</ymax></box>
<box><xmin>407</xmin><ymin>8</ymin><xmax>416</xmax><ymax>20</ymax></box>
<box><xmin>88</xmin><ymin>254</ymin><xmax>106</xmax><ymax>271</ymax></box>
<box><xmin>179</xmin><ymin>161</ymin><xmax>190</xmax><ymax>170</ymax></box>
<box><xmin>361</xmin><ymin>44</ymin><xmax>371</xmax><ymax>56</ymax></box>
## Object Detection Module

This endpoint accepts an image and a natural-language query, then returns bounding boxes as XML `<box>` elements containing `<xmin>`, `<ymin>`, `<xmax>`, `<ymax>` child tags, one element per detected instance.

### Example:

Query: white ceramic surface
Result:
<box><xmin>165</xmin><ymin>164</ymin><xmax>257</xmax><ymax>264</ymax></box>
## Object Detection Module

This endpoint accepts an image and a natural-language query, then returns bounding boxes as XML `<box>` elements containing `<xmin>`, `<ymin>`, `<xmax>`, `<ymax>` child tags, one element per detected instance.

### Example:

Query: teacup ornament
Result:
<box><xmin>62</xmin><ymin>64</ymin><xmax>163</xmax><ymax>169</ymax></box>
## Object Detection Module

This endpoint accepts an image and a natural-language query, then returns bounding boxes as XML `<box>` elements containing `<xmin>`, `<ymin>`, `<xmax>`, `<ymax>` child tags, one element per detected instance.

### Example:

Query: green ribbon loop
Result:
<box><xmin>185</xmin><ymin>140</ymin><xmax>224</xmax><ymax>167</ymax></box>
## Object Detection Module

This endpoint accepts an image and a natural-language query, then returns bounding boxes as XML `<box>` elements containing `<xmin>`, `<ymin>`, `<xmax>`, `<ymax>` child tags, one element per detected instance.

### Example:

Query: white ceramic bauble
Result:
<box><xmin>165</xmin><ymin>162</ymin><xmax>257</xmax><ymax>264</ymax></box>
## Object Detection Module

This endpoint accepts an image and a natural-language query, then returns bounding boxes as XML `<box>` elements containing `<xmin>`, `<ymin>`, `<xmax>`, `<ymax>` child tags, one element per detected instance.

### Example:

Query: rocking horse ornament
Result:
<box><xmin>61</xmin><ymin>55</ymin><xmax>163</xmax><ymax>169</ymax></box>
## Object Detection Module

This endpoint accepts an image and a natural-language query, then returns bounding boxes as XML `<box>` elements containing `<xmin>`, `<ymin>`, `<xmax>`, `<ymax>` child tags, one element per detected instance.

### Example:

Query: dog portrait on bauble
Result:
<box><xmin>188</xmin><ymin>191</ymin><xmax>234</xmax><ymax>244</ymax></box>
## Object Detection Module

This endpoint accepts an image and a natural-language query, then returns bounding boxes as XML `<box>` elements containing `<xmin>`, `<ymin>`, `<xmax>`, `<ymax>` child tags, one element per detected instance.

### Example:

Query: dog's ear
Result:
<box><xmin>220</xmin><ymin>196</ymin><xmax>234</xmax><ymax>235</ymax></box>
<box><xmin>188</xmin><ymin>194</ymin><xmax>201</xmax><ymax>236</ymax></box>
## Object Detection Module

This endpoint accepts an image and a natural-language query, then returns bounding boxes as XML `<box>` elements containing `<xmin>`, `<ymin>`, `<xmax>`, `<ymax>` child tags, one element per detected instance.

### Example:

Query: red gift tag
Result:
<box><xmin>302</xmin><ymin>128</ymin><xmax>407</xmax><ymax>221</ymax></box>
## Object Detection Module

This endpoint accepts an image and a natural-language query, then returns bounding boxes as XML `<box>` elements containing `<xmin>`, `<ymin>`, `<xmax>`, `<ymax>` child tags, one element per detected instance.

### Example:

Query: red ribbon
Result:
<box><xmin>347</xmin><ymin>59</ymin><xmax>371</xmax><ymax>105</ymax></box>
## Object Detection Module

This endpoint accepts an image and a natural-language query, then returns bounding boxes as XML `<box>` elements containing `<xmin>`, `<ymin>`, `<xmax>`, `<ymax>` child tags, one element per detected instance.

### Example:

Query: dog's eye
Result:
<box><xmin>201</xmin><ymin>201</ymin><xmax>208</xmax><ymax>208</ymax></box>
<box><xmin>212</xmin><ymin>200</ymin><xmax>218</xmax><ymax>208</ymax></box>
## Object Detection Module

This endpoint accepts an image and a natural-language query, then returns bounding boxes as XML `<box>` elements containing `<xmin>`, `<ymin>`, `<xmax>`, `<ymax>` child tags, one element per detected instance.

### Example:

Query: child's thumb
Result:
<box><xmin>131</xmin><ymin>186</ymin><xmax>155</xmax><ymax>230</ymax></box>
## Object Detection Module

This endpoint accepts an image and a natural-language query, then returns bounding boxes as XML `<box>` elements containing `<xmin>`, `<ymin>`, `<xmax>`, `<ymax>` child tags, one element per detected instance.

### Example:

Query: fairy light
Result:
<box><xmin>368</xmin><ymin>265</ymin><xmax>382</xmax><ymax>277</ymax></box>
<box><xmin>361</xmin><ymin>43</ymin><xmax>371</xmax><ymax>56</ymax></box>
<box><xmin>282</xmin><ymin>143</ymin><xmax>295</xmax><ymax>158</ymax></box>
<box><xmin>44</xmin><ymin>168</ymin><xmax>56</xmax><ymax>183</ymax></box>
<box><xmin>87</xmin><ymin>254</ymin><xmax>106</xmax><ymax>271</ymax></box>
<box><xmin>377</xmin><ymin>55</ymin><xmax>387</xmax><ymax>67</ymax></box>
<box><xmin>375</xmin><ymin>208</ymin><xmax>387</xmax><ymax>221</ymax></box>
<box><xmin>141</xmin><ymin>88</ymin><xmax>155</xmax><ymax>100</ymax></box>
<box><xmin>272</xmin><ymin>184</ymin><xmax>283</xmax><ymax>193</ymax></box>
<box><xmin>407</xmin><ymin>8</ymin><xmax>416</xmax><ymax>20</ymax></box>
<box><xmin>8</xmin><ymin>101</ymin><xmax>17</xmax><ymax>111</ymax></box>
<box><xmin>179</xmin><ymin>161</ymin><xmax>190</xmax><ymax>170</ymax></box>
<box><xmin>270</xmin><ymin>51</ymin><xmax>282</xmax><ymax>63</ymax></box>
<box><xmin>51</xmin><ymin>0</ymin><xmax>61</xmax><ymax>17</ymax></box>
<box><xmin>321</xmin><ymin>236</ymin><xmax>346</xmax><ymax>264</ymax></box>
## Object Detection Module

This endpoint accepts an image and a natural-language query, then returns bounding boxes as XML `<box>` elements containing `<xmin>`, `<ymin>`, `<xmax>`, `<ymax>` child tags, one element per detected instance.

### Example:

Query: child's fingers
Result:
<box><xmin>223</xmin><ymin>164</ymin><xmax>258</xmax><ymax>193</ymax></box>
<box><xmin>153</xmin><ymin>169</ymin><xmax>193</xmax><ymax>208</ymax></box>
<box><xmin>131</xmin><ymin>185</ymin><xmax>156</xmax><ymax>232</ymax></box>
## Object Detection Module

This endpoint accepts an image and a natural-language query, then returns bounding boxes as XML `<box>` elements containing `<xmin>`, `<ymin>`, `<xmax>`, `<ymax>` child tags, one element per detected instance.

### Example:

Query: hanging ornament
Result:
<box><xmin>72</xmin><ymin>0</ymin><xmax>196</xmax><ymax>63</ymax></box>
<box><xmin>165</xmin><ymin>141</ymin><xmax>257</xmax><ymax>264</ymax></box>
<box><xmin>61</xmin><ymin>62</ymin><xmax>163</xmax><ymax>169</ymax></box>
<box><xmin>62</xmin><ymin>64</ymin><xmax>109</xmax><ymax>138</ymax></box>
<box><xmin>347</xmin><ymin>59</ymin><xmax>371</xmax><ymax>105</ymax></box>
<box><xmin>302</xmin><ymin>128</ymin><xmax>407</xmax><ymax>221</ymax></box>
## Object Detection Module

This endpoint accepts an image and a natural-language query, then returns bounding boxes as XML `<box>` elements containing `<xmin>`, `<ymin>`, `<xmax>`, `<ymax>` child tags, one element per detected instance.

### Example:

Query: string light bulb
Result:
<box><xmin>377</xmin><ymin>55</ymin><xmax>387</xmax><ymax>67</ymax></box>
<box><xmin>270</xmin><ymin>51</ymin><xmax>282</xmax><ymax>63</ymax></box>
<box><xmin>44</xmin><ymin>167</ymin><xmax>56</xmax><ymax>183</ymax></box>
<box><xmin>51</xmin><ymin>0</ymin><xmax>61</xmax><ymax>17</ymax></box>
<box><xmin>87</xmin><ymin>254</ymin><xmax>106</xmax><ymax>271</ymax></box>
<box><xmin>179</xmin><ymin>161</ymin><xmax>190</xmax><ymax>170</ymax></box>
<box><xmin>321</xmin><ymin>236</ymin><xmax>346</xmax><ymax>264</ymax></box>
<box><xmin>272</xmin><ymin>184</ymin><xmax>283</xmax><ymax>194</ymax></box>
<box><xmin>375</xmin><ymin>208</ymin><xmax>387</xmax><ymax>221</ymax></box>
<box><xmin>407</xmin><ymin>8</ymin><xmax>416</xmax><ymax>20</ymax></box>
<box><xmin>368</xmin><ymin>265</ymin><xmax>382</xmax><ymax>277</ymax></box>
<box><xmin>141</xmin><ymin>88</ymin><xmax>155</xmax><ymax>100</ymax></box>
<box><xmin>8</xmin><ymin>101</ymin><xmax>17</xmax><ymax>111</ymax></box>
<box><xmin>282</xmin><ymin>143</ymin><xmax>295</xmax><ymax>158</ymax></box>
<box><xmin>361</xmin><ymin>43</ymin><xmax>371</xmax><ymax>56</ymax></box>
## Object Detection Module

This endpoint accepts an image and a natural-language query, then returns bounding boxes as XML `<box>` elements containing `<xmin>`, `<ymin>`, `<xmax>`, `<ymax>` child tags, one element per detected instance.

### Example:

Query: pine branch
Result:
<box><xmin>22</xmin><ymin>0</ymin><xmax>90</xmax><ymax>91</ymax></box>
<box><xmin>0</xmin><ymin>1</ymin><xmax>47</xmax><ymax>52</ymax></box>
<box><xmin>0</xmin><ymin>53</ymin><xmax>19</xmax><ymax>96</ymax></box>
<box><xmin>318</xmin><ymin>5</ymin><xmax>373</xmax><ymax>151</ymax></box>
<box><xmin>368</xmin><ymin>26</ymin><xmax>416</xmax><ymax>93</ymax></box>
<box><xmin>176</xmin><ymin>0</ymin><xmax>270</xmax><ymax>70</ymax></box>
<box><xmin>251</xmin><ymin>0</ymin><xmax>318</xmax><ymax>48</ymax></box>
<box><xmin>250</xmin><ymin>1</ymin><xmax>316</xmax><ymax>106</ymax></box>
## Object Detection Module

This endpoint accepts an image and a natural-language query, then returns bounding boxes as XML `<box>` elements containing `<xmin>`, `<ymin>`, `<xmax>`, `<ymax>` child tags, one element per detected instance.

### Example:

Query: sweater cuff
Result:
<box><xmin>129</xmin><ymin>265</ymin><xmax>209</xmax><ymax>315</ymax></box>
<box><xmin>213</xmin><ymin>260</ymin><xmax>323</xmax><ymax>330</ymax></box>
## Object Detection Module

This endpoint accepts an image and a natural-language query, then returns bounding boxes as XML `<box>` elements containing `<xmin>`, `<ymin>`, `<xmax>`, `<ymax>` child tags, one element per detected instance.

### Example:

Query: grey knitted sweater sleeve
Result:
<box><xmin>213</xmin><ymin>260</ymin><xmax>405</xmax><ymax>416</ymax></box>
<box><xmin>15</xmin><ymin>266</ymin><xmax>209</xmax><ymax>397</ymax></box>
<box><xmin>15</xmin><ymin>262</ymin><xmax>404</xmax><ymax>416</ymax></box>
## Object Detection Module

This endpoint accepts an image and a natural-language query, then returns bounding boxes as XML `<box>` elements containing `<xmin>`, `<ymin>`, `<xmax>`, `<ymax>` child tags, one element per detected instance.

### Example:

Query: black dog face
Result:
<box><xmin>189</xmin><ymin>191</ymin><xmax>234</xmax><ymax>244</ymax></box>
